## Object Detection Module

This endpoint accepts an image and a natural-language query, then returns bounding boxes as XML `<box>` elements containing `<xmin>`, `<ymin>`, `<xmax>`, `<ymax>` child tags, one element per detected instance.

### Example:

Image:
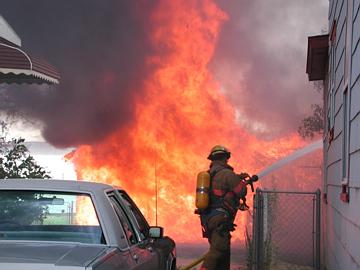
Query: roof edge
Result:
<box><xmin>0</xmin><ymin>68</ymin><xmax>60</xmax><ymax>84</ymax></box>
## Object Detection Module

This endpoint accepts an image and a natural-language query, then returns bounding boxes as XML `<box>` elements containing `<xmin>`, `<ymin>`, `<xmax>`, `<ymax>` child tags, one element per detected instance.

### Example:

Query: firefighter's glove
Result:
<box><xmin>238</xmin><ymin>172</ymin><xmax>250</xmax><ymax>179</ymax></box>
<box><xmin>228</xmin><ymin>222</ymin><xmax>237</xmax><ymax>232</ymax></box>
<box><xmin>201</xmin><ymin>226</ymin><xmax>208</xmax><ymax>238</ymax></box>
<box><xmin>239</xmin><ymin>203</ymin><xmax>250</xmax><ymax>211</ymax></box>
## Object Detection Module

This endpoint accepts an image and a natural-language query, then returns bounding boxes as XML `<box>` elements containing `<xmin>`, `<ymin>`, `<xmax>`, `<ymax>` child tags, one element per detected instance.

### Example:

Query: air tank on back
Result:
<box><xmin>195</xmin><ymin>171</ymin><xmax>210</xmax><ymax>210</ymax></box>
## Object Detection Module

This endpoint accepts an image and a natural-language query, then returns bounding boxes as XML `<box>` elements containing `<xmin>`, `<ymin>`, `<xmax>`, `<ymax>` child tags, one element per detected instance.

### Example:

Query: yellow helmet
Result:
<box><xmin>207</xmin><ymin>145</ymin><xmax>231</xmax><ymax>160</ymax></box>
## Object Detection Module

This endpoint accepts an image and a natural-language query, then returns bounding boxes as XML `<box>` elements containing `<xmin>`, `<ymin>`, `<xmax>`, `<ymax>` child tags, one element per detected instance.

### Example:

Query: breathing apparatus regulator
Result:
<box><xmin>195</xmin><ymin>145</ymin><xmax>259</xmax><ymax>213</ymax></box>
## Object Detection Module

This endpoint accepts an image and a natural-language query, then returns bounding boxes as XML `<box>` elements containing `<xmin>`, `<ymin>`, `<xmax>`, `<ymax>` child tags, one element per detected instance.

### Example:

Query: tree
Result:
<box><xmin>298</xmin><ymin>104</ymin><xmax>324</xmax><ymax>139</ymax></box>
<box><xmin>298</xmin><ymin>81</ymin><xmax>325</xmax><ymax>139</ymax></box>
<box><xmin>0</xmin><ymin>122</ymin><xmax>51</xmax><ymax>225</ymax></box>
<box><xmin>0</xmin><ymin>137</ymin><xmax>51</xmax><ymax>179</ymax></box>
<box><xmin>0</xmin><ymin>121</ymin><xmax>50</xmax><ymax>179</ymax></box>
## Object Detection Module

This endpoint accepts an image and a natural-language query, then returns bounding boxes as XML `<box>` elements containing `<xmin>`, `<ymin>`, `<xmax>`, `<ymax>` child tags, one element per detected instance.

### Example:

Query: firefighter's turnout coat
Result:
<box><xmin>200</xmin><ymin>159</ymin><xmax>248</xmax><ymax>270</ymax></box>
<box><xmin>201</xmin><ymin>160</ymin><xmax>248</xmax><ymax>225</ymax></box>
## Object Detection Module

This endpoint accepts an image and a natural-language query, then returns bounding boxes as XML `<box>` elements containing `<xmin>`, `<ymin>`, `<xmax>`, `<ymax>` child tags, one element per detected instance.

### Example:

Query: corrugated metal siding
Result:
<box><xmin>350</xmin><ymin>77</ymin><xmax>360</xmax><ymax>118</ymax></box>
<box><xmin>335</xmin><ymin>47</ymin><xmax>345</xmax><ymax>87</ymax></box>
<box><xmin>325</xmin><ymin>0</ymin><xmax>360</xmax><ymax>269</ymax></box>
<box><xmin>350</xmin><ymin>113</ymin><xmax>360</xmax><ymax>153</ymax></box>
<box><xmin>335</xmin><ymin>86</ymin><xmax>343</xmax><ymax>117</ymax></box>
<box><xmin>349</xmin><ymin>151</ymin><xmax>360</xmax><ymax>188</ymax></box>
<box><xmin>335</xmin><ymin>0</ymin><xmax>346</xmax><ymax>22</ymax></box>
<box><xmin>351</xmin><ymin>0</ymin><xmax>360</xmax><ymax>187</ymax></box>
<box><xmin>329</xmin><ymin>0</ymin><xmax>336</xmax><ymax>20</ymax></box>
<box><xmin>353</xmin><ymin>7</ymin><xmax>360</xmax><ymax>52</ymax></box>
<box><xmin>326</xmin><ymin>191</ymin><xmax>360</xmax><ymax>269</ymax></box>
<box><xmin>356</xmin><ymin>0</ymin><xmax>360</xmax><ymax>15</ymax></box>
<box><xmin>351</xmin><ymin>42</ymin><xmax>360</xmax><ymax>84</ymax></box>
<box><xmin>327</xmin><ymin>160</ymin><xmax>341</xmax><ymax>186</ymax></box>
<box><xmin>336</xmin><ymin>1</ymin><xmax>347</xmax><ymax>62</ymax></box>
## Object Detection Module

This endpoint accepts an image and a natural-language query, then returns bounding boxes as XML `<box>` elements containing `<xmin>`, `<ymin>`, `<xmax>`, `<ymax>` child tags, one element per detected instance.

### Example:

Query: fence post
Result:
<box><xmin>253</xmin><ymin>188</ymin><xmax>264</xmax><ymax>270</ymax></box>
<box><xmin>259</xmin><ymin>190</ymin><xmax>264</xmax><ymax>270</ymax></box>
<box><xmin>252</xmin><ymin>191</ymin><xmax>258</xmax><ymax>270</ymax></box>
<box><xmin>315</xmin><ymin>189</ymin><xmax>321</xmax><ymax>270</ymax></box>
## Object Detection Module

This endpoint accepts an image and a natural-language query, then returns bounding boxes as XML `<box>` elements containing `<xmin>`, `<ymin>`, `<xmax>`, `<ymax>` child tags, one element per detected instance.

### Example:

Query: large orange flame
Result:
<box><xmin>69</xmin><ymin>0</ymin><xmax>316</xmax><ymax>244</ymax></box>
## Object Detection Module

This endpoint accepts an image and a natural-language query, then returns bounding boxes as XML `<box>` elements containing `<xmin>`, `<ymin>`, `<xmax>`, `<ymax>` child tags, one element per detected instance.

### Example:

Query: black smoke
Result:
<box><xmin>1</xmin><ymin>0</ymin><xmax>328</xmax><ymax>147</ymax></box>
<box><xmin>1</xmin><ymin>0</ymin><xmax>158</xmax><ymax>147</ymax></box>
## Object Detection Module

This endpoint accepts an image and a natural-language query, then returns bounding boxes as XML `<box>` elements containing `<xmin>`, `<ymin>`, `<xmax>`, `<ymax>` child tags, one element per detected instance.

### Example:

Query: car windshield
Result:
<box><xmin>0</xmin><ymin>190</ymin><xmax>105</xmax><ymax>244</ymax></box>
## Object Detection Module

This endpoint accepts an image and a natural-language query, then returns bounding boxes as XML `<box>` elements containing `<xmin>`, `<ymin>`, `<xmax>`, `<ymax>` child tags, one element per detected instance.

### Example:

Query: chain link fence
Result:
<box><xmin>251</xmin><ymin>189</ymin><xmax>320</xmax><ymax>270</ymax></box>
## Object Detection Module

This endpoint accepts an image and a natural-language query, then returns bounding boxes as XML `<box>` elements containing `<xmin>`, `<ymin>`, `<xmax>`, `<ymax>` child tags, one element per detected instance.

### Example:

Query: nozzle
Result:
<box><xmin>251</xmin><ymin>175</ymin><xmax>259</xmax><ymax>182</ymax></box>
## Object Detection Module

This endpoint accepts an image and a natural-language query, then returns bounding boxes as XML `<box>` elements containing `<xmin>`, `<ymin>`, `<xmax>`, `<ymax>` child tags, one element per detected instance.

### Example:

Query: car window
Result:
<box><xmin>117</xmin><ymin>191</ymin><xmax>149</xmax><ymax>240</ymax></box>
<box><xmin>108</xmin><ymin>195</ymin><xmax>138</xmax><ymax>245</ymax></box>
<box><xmin>0</xmin><ymin>190</ymin><xmax>105</xmax><ymax>244</ymax></box>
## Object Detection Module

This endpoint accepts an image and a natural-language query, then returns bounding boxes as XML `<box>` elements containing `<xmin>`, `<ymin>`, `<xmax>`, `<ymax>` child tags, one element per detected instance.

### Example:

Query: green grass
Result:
<box><xmin>42</xmin><ymin>213</ymin><xmax>73</xmax><ymax>225</ymax></box>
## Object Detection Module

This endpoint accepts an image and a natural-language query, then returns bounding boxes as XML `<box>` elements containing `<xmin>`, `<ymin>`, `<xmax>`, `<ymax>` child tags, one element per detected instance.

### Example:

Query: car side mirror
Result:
<box><xmin>149</xmin><ymin>226</ymin><xmax>163</xmax><ymax>238</ymax></box>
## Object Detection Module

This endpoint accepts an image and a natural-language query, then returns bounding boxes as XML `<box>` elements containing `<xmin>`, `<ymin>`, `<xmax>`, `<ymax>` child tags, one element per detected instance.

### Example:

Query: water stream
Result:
<box><xmin>257</xmin><ymin>139</ymin><xmax>322</xmax><ymax>179</ymax></box>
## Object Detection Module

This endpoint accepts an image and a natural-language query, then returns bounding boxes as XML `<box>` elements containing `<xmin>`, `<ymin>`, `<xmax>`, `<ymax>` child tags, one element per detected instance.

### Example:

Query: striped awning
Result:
<box><xmin>0</xmin><ymin>37</ymin><xmax>60</xmax><ymax>84</ymax></box>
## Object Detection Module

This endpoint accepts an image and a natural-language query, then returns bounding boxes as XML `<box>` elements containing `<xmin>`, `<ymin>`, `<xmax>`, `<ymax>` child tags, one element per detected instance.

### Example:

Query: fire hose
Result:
<box><xmin>185</xmin><ymin>141</ymin><xmax>322</xmax><ymax>270</ymax></box>
<box><xmin>179</xmin><ymin>253</ymin><xmax>207</xmax><ymax>270</ymax></box>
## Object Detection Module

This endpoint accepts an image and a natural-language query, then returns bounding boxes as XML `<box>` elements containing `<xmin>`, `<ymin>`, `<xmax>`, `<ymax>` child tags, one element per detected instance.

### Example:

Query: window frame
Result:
<box><xmin>107</xmin><ymin>193</ymin><xmax>140</xmax><ymax>246</ymax></box>
<box><xmin>342</xmin><ymin>87</ymin><xmax>349</xmax><ymax>179</ymax></box>
<box><xmin>341</xmin><ymin>86</ymin><xmax>350</xmax><ymax>202</ymax></box>
<box><xmin>115</xmin><ymin>190</ymin><xmax>150</xmax><ymax>242</ymax></box>
<box><xmin>328</xmin><ymin>20</ymin><xmax>337</xmax><ymax>133</ymax></box>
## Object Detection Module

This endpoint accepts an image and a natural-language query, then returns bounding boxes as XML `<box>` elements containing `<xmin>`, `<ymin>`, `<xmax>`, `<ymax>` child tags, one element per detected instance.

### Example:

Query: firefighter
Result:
<box><xmin>199</xmin><ymin>145</ymin><xmax>257</xmax><ymax>270</ymax></box>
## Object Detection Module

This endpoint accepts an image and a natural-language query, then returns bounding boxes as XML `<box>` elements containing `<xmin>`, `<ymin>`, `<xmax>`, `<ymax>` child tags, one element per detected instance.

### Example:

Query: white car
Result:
<box><xmin>0</xmin><ymin>179</ymin><xmax>176</xmax><ymax>270</ymax></box>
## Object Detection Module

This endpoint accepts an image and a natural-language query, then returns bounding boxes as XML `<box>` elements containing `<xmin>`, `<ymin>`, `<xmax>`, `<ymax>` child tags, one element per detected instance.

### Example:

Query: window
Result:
<box><xmin>327</xmin><ymin>20</ymin><xmax>337</xmax><ymax>141</ymax></box>
<box><xmin>117</xmin><ymin>191</ymin><xmax>150</xmax><ymax>241</ymax></box>
<box><xmin>329</xmin><ymin>20</ymin><xmax>337</xmax><ymax>88</ymax></box>
<box><xmin>0</xmin><ymin>191</ymin><xmax>104</xmax><ymax>244</ymax></box>
<box><xmin>108</xmin><ymin>195</ymin><xmax>138</xmax><ymax>245</ymax></box>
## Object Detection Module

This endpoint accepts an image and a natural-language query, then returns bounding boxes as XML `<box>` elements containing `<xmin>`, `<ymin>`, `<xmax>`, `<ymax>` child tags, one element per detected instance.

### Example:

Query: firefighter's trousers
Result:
<box><xmin>201</xmin><ymin>214</ymin><xmax>231</xmax><ymax>270</ymax></box>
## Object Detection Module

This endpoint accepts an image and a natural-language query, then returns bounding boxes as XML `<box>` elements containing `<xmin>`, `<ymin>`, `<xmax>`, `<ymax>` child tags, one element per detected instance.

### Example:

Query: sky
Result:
<box><xmin>1</xmin><ymin>0</ymin><xmax>328</xmax><ymax>148</ymax></box>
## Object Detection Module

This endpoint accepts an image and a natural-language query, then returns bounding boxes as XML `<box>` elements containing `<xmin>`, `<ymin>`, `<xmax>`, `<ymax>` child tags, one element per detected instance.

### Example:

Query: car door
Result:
<box><xmin>108</xmin><ymin>193</ymin><xmax>159</xmax><ymax>270</ymax></box>
<box><xmin>115</xmin><ymin>191</ymin><xmax>169</xmax><ymax>269</ymax></box>
<box><xmin>115</xmin><ymin>191</ymin><xmax>150</xmax><ymax>241</ymax></box>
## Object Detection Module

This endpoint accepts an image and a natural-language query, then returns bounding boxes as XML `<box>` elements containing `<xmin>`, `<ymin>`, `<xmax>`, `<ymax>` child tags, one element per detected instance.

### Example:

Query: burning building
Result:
<box><xmin>307</xmin><ymin>0</ymin><xmax>360</xmax><ymax>269</ymax></box>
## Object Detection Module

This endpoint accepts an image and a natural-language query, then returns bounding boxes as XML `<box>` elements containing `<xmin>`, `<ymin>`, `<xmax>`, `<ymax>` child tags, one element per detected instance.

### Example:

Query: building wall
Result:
<box><xmin>324</xmin><ymin>0</ymin><xmax>360</xmax><ymax>269</ymax></box>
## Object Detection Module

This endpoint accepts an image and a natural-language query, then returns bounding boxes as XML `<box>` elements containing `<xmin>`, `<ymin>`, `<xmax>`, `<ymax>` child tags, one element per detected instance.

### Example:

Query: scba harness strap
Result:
<box><xmin>199</xmin><ymin>167</ymin><xmax>250</xmax><ymax>238</ymax></box>
<box><xmin>209</xmin><ymin>168</ymin><xmax>249</xmax><ymax>215</ymax></box>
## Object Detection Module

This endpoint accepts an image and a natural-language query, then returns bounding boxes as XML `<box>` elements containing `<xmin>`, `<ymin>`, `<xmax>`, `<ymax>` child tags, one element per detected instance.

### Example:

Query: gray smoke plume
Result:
<box><xmin>1</xmin><ymin>0</ymin><xmax>158</xmax><ymax>147</ymax></box>
<box><xmin>211</xmin><ymin>0</ymin><xmax>328</xmax><ymax>139</ymax></box>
